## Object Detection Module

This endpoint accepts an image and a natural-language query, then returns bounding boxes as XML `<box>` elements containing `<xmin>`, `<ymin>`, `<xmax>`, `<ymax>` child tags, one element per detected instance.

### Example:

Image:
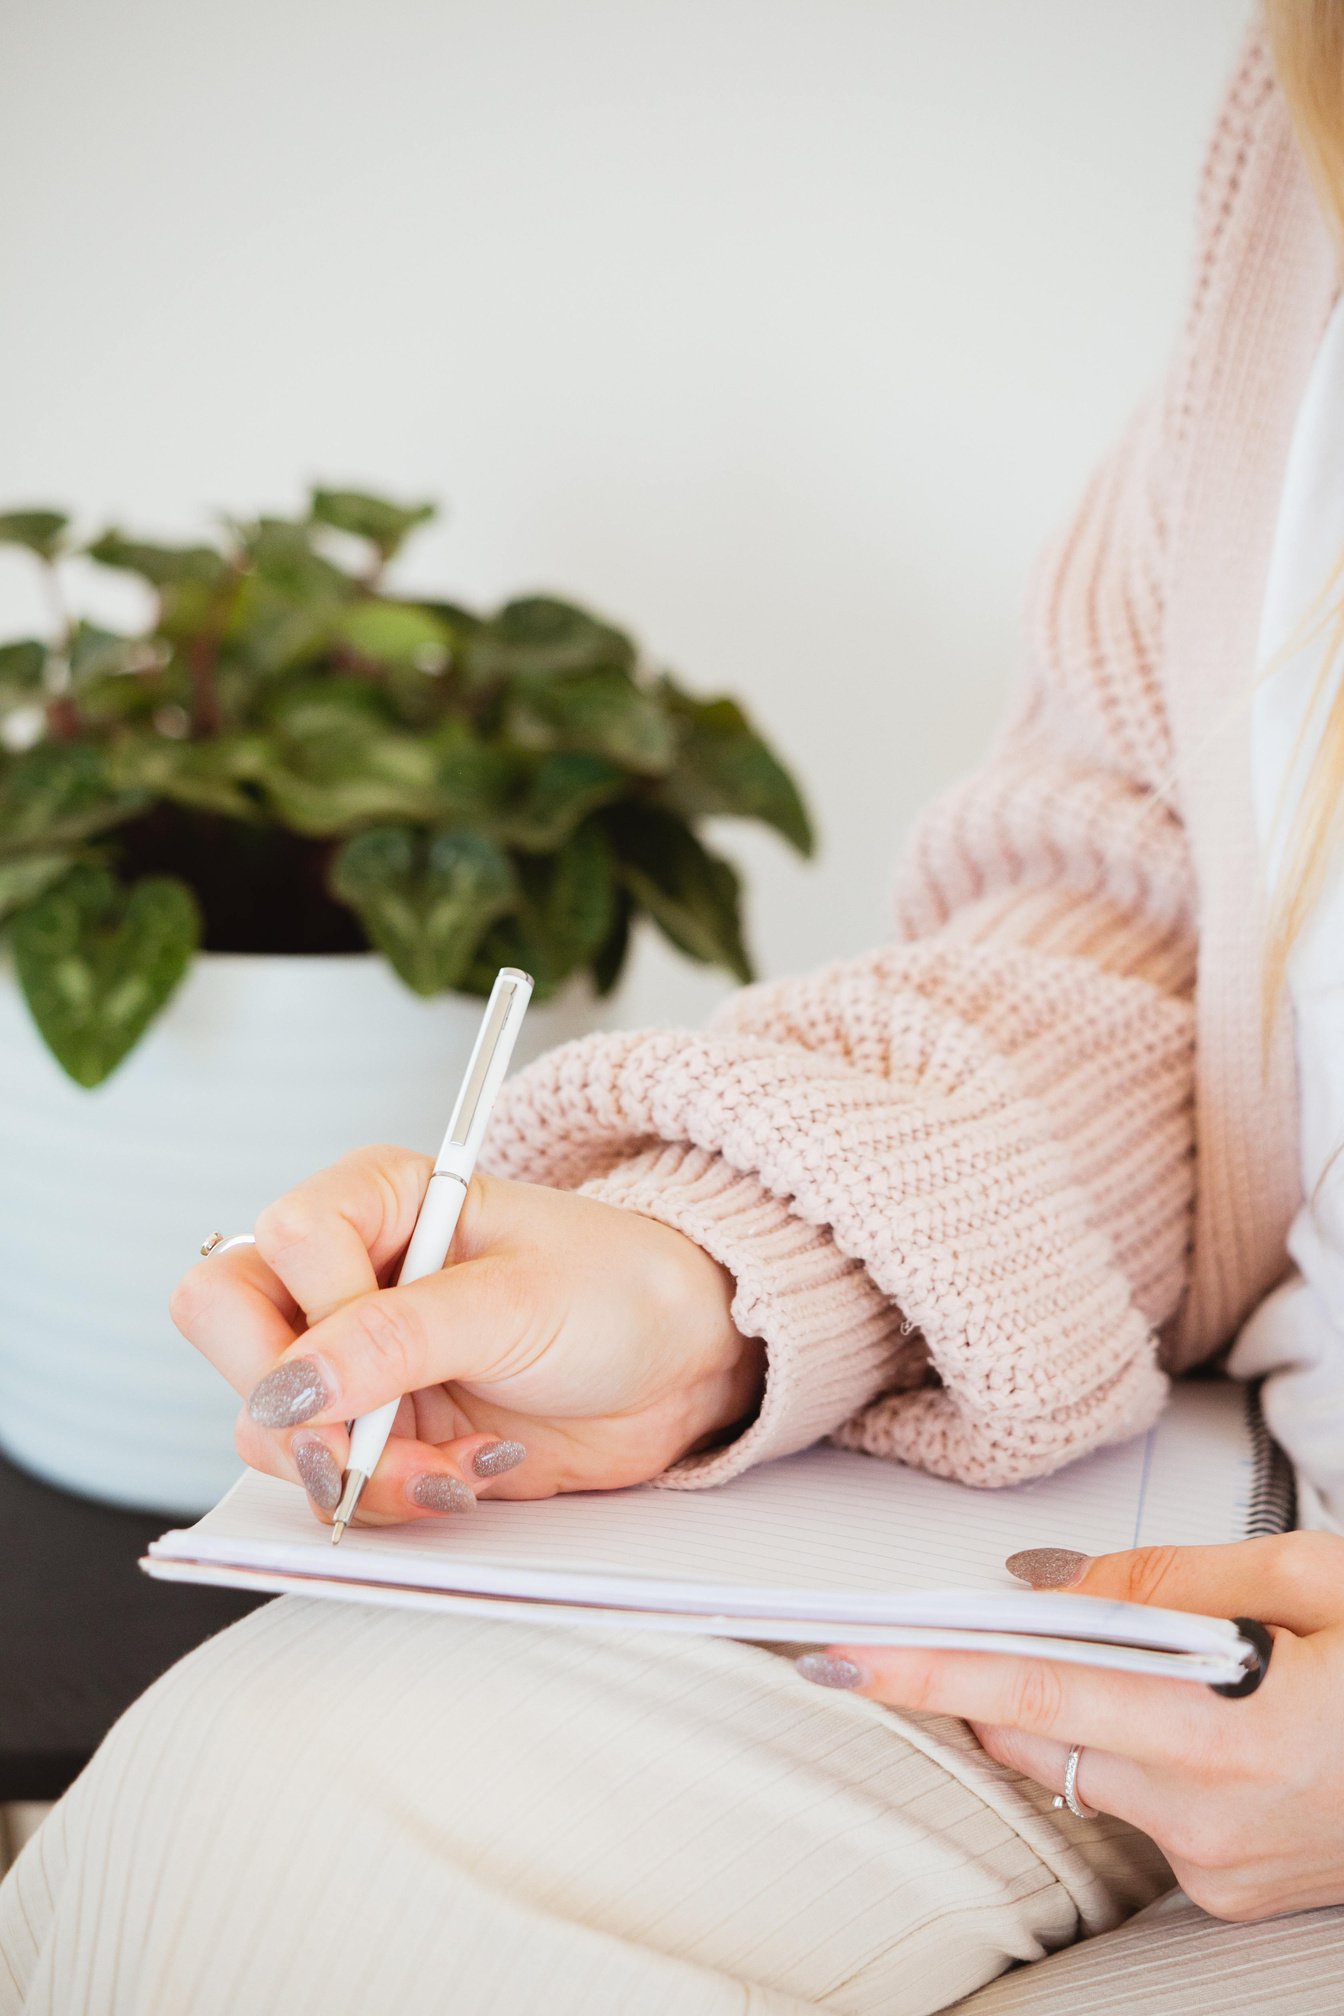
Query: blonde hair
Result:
<box><xmin>1259</xmin><ymin>2</ymin><xmax>1344</xmax><ymax>1017</ymax></box>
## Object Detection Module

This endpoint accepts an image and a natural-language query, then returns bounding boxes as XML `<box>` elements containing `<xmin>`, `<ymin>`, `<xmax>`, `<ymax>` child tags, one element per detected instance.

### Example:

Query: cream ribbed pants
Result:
<box><xmin>0</xmin><ymin>1596</ymin><xmax>1333</xmax><ymax>2014</ymax></box>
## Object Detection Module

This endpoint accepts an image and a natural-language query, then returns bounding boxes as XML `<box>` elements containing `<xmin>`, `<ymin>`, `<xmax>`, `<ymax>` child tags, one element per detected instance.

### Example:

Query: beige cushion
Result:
<box><xmin>951</xmin><ymin>1887</ymin><xmax>1344</xmax><ymax>2013</ymax></box>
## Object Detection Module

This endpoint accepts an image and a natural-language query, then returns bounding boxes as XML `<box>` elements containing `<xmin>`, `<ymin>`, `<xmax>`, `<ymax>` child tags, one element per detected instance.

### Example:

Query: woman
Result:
<box><xmin>3</xmin><ymin>11</ymin><xmax>1343</xmax><ymax>2012</ymax></box>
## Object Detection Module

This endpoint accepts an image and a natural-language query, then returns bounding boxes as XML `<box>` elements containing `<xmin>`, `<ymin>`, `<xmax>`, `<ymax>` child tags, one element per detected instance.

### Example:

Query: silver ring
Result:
<box><xmin>1051</xmin><ymin>1744</ymin><xmax>1097</xmax><ymax>1821</ymax></box>
<box><xmin>200</xmin><ymin>1231</ymin><xmax>257</xmax><ymax>1258</ymax></box>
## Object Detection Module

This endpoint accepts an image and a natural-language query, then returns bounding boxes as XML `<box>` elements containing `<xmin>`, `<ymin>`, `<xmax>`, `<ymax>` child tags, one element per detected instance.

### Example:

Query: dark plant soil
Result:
<box><xmin>114</xmin><ymin>807</ymin><xmax>368</xmax><ymax>955</ymax></box>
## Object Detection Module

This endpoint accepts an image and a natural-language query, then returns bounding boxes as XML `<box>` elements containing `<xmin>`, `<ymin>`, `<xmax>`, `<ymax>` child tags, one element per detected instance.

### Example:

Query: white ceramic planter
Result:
<box><xmin>0</xmin><ymin>953</ymin><xmax>597</xmax><ymax>1515</ymax></box>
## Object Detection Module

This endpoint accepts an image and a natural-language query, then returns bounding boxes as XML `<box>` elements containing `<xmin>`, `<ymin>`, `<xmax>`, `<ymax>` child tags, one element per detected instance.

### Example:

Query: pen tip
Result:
<box><xmin>331</xmin><ymin>1467</ymin><xmax>367</xmax><ymax>1543</ymax></box>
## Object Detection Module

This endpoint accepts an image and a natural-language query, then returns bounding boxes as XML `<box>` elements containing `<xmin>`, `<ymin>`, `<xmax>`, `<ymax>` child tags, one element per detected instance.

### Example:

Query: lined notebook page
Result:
<box><xmin>152</xmin><ymin>1379</ymin><xmax>1262</xmax><ymax>1631</ymax></box>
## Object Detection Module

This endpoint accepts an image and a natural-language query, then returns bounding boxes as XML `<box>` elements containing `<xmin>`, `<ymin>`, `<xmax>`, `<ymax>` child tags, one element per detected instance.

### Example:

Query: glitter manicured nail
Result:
<box><xmin>1005</xmin><ymin>1547</ymin><xmax>1090</xmax><ymax>1589</ymax></box>
<box><xmin>795</xmin><ymin>1653</ymin><xmax>868</xmax><ymax>1690</ymax></box>
<box><xmin>473</xmin><ymin>1439</ymin><xmax>526</xmax><ymax>1479</ymax></box>
<box><xmin>410</xmin><ymin>1474</ymin><xmax>476</xmax><ymax>1514</ymax></box>
<box><xmin>293</xmin><ymin>1435</ymin><xmax>342</xmax><ymax>1511</ymax></box>
<box><xmin>247</xmin><ymin>1356</ymin><xmax>331</xmax><ymax>1429</ymax></box>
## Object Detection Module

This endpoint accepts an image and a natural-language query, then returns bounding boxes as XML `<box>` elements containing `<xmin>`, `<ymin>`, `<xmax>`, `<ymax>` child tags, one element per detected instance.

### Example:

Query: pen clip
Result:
<box><xmin>436</xmin><ymin>968</ymin><xmax>533</xmax><ymax>1168</ymax></box>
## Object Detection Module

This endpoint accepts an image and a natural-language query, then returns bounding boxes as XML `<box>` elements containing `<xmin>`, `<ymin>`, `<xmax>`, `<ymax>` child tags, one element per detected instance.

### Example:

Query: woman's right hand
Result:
<box><xmin>170</xmin><ymin>1144</ymin><xmax>765</xmax><ymax>1526</ymax></box>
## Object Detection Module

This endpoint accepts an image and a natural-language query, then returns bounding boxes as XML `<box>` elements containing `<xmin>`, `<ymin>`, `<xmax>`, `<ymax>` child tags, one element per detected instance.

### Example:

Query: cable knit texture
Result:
<box><xmin>481</xmin><ymin>29</ymin><xmax>1334</xmax><ymax>1490</ymax></box>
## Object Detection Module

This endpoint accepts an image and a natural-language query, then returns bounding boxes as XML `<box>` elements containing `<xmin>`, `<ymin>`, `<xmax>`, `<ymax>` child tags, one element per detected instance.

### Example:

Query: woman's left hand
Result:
<box><xmin>798</xmin><ymin>1533</ymin><xmax>1344</xmax><ymax>1922</ymax></box>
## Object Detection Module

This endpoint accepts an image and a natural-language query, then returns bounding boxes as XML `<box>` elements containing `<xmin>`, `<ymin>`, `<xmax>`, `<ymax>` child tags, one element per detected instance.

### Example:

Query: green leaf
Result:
<box><xmin>505</xmin><ymin>666</ymin><xmax>676</xmax><ymax>774</ymax></box>
<box><xmin>242</xmin><ymin>518</ymin><xmax>352</xmax><ymax>600</ymax></box>
<box><xmin>0</xmin><ymin>639</ymin><xmax>48</xmax><ymax>711</ymax></box>
<box><xmin>153</xmin><ymin>580</ymin><xmax>226</xmax><ymax>651</ymax></box>
<box><xmin>76</xmin><ymin>670</ymin><xmax>174</xmax><ymax>731</ymax></box>
<box><xmin>68</xmin><ymin>622</ymin><xmax>155</xmax><ymax>686</ymax></box>
<box><xmin>461</xmin><ymin>913</ymin><xmax>558</xmax><ymax>1001</ymax></box>
<box><xmin>263</xmin><ymin>677</ymin><xmax>398</xmax><ymax>740</ymax></box>
<box><xmin>0</xmin><ymin>852</ymin><xmax>75</xmax><ymax>925</ymax></box>
<box><xmin>498</xmin><ymin>750</ymin><xmax>628</xmax><ymax>850</ymax></box>
<box><xmin>420</xmin><ymin>598</ymin><xmax>482</xmax><ymax>655</ymax></box>
<box><xmin>309</xmin><ymin>487</ymin><xmax>436</xmax><ymax>558</ymax></box>
<box><xmin>590</xmin><ymin>889</ymin><xmax>632</xmax><ymax>995</ymax></box>
<box><xmin>106</xmin><ymin>733</ymin><xmax>263</xmax><ymax>819</ymax></box>
<box><xmin>509</xmin><ymin>821</ymin><xmax>615</xmax><ymax>989</ymax></box>
<box><xmin>659</xmin><ymin>683</ymin><xmax>814</xmax><ymax>855</ymax></box>
<box><xmin>0</xmin><ymin>510</ymin><xmax>69</xmax><ymax>559</ymax></box>
<box><xmin>329</xmin><ymin>826</ymin><xmax>517</xmax><ymax>996</ymax></box>
<box><xmin>250</xmin><ymin>682</ymin><xmax>434</xmax><ymax>833</ymax></box>
<box><xmin>207</xmin><ymin>523</ymin><xmax>351</xmax><ymax>677</ymax></box>
<box><xmin>252</xmin><ymin>734</ymin><xmax>439</xmax><ymax>836</ymax></box>
<box><xmin>219</xmin><ymin>573</ymin><xmax>330</xmax><ymax>676</ymax></box>
<box><xmin>460</xmin><ymin>825</ymin><xmax>614</xmax><ymax>999</ymax></box>
<box><xmin>0</xmin><ymin>743</ymin><xmax>145</xmax><ymax>861</ymax></box>
<box><xmin>605</xmin><ymin>806</ymin><xmax>752</xmax><ymax>982</ymax></box>
<box><xmin>467</xmin><ymin>597</ymin><xmax>637</xmax><ymax>682</ymax></box>
<box><xmin>245</xmin><ymin>689</ymin><xmax>514</xmax><ymax>836</ymax></box>
<box><xmin>332</xmin><ymin>600</ymin><xmax>452</xmax><ymax>672</ymax></box>
<box><xmin>86</xmin><ymin>530</ymin><xmax>229</xmax><ymax>589</ymax></box>
<box><xmin>10</xmin><ymin>865</ymin><xmax>200</xmax><ymax>1087</ymax></box>
<box><xmin>66</xmin><ymin>622</ymin><xmax>170</xmax><ymax>731</ymax></box>
<box><xmin>427</xmin><ymin>718</ymin><xmax>518</xmax><ymax>823</ymax></box>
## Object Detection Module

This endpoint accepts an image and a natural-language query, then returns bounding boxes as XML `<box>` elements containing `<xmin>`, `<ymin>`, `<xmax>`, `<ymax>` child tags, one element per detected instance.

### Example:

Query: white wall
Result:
<box><xmin>0</xmin><ymin>0</ymin><xmax>1251</xmax><ymax>1029</ymax></box>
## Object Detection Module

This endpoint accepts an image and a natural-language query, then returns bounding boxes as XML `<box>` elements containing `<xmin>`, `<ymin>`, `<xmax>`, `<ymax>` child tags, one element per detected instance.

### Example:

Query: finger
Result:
<box><xmin>971</xmin><ymin>1721</ymin><xmax>1071</xmax><ymax>1793</ymax></box>
<box><xmin>301</xmin><ymin>1427</ymin><xmax>530</xmax><ymax>1524</ymax></box>
<box><xmin>804</xmin><ymin>1642</ymin><xmax>1223</xmax><ymax>1764</ymax></box>
<box><xmin>1017</xmin><ymin>1534</ymin><xmax>1344</xmax><ymax>1637</ymax></box>
<box><xmin>333</xmin><ymin>1429</ymin><xmax>528</xmax><ymax>1523</ymax></box>
<box><xmin>233</xmin><ymin>1411</ymin><xmax>528</xmax><ymax>1523</ymax></box>
<box><xmin>242</xmin><ymin>1256</ymin><xmax>536</xmax><ymax>1431</ymax></box>
<box><xmin>234</xmin><ymin>1407</ymin><xmax>488</xmax><ymax>1528</ymax></box>
<box><xmin>233</xmin><ymin>1390</ymin><xmax>422</xmax><ymax>1499</ymax></box>
<box><xmin>969</xmin><ymin>1722</ymin><xmax>1156</xmax><ymax>1830</ymax></box>
<box><xmin>171</xmin><ymin>1243</ymin><xmax>301</xmax><ymax>1394</ymax></box>
<box><xmin>436</xmin><ymin>1431</ymin><xmax>530</xmax><ymax>1491</ymax></box>
<box><xmin>233</xmin><ymin>1409</ymin><xmax>351</xmax><ymax>1512</ymax></box>
<box><xmin>253</xmin><ymin>1144</ymin><xmax>434</xmax><ymax>1326</ymax></box>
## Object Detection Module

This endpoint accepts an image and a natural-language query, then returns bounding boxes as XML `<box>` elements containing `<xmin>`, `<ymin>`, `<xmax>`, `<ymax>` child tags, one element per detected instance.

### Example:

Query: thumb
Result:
<box><xmin>1010</xmin><ymin>1533</ymin><xmax>1340</xmax><ymax>1636</ymax></box>
<box><xmin>244</xmin><ymin>1256</ymin><xmax>534</xmax><ymax>1429</ymax></box>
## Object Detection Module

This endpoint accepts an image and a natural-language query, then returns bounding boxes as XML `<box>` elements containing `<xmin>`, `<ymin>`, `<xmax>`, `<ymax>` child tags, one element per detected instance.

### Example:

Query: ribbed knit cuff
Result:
<box><xmin>577</xmin><ymin>1141</ymin><xmax>916</xmax><ymax>1489</ymax></box>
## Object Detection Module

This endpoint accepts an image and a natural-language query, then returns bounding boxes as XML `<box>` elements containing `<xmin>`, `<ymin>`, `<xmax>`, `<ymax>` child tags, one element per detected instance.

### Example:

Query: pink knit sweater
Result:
<box><xmin>482</xmin><ymin>30</ymin><xmax>1338</xmax><ymax>1490</ymax></box>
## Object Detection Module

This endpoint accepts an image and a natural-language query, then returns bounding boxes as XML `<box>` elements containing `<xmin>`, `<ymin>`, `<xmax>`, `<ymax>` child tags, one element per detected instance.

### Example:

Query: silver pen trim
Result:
<box><xmin>330</xmin><ymin>1468</ymin><xmax>369</xmax><ymax>1545</ymax></box>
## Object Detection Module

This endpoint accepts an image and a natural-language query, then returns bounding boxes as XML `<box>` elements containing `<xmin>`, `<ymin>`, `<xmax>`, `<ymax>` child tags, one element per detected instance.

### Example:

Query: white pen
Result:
<box><xmin>330</xmin><ymin>966</ymin><xmax>534</xmax><ymax>1544</ymax></box>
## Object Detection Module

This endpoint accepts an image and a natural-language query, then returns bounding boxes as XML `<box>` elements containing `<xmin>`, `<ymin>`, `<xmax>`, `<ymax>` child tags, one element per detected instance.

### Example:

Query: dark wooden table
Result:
<box><xmin>0</xmin><ymin>1449</ymin><xmax>267</xmax><ymax>1802</ymax></box>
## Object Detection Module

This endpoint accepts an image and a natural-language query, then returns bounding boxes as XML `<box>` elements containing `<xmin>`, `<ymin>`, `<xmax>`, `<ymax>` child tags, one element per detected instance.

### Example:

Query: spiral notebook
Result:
<box><xmin>143</xmin><ymin>1378</ymin><xmax>1294</xmax><ymax>1687</ymax></box>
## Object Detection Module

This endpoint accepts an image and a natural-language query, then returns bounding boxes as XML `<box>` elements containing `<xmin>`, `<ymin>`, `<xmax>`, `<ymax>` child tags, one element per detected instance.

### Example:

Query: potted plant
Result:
<box><xmin>0</xmin><ymin>491</ymin><xmax>812</xmax><ymax>1512</ymax></box>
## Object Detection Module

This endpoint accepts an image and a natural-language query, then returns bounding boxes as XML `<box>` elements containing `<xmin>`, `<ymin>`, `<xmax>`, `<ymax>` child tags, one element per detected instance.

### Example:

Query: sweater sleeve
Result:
<box><xmin>479</xmin><ymin>385</ymin><xmax>1197</xmax><ymax>1490</ymax></box>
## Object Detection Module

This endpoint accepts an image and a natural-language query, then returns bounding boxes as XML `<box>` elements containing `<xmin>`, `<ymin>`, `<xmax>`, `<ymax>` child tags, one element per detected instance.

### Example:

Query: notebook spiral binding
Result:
<box><xmin>1244</xmin><ymin>1382</ymin><xmax>1297</xmax><ymax>1537</ymax></box>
